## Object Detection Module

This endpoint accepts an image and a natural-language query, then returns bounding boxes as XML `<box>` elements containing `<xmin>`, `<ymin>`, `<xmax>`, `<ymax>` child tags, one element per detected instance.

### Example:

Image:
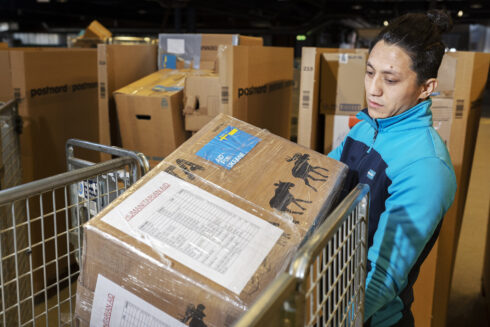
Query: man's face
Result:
<box><xmin>365</xmin><ymin>40</ymin><xmax>425</xmax><ymax>119</ymax></box>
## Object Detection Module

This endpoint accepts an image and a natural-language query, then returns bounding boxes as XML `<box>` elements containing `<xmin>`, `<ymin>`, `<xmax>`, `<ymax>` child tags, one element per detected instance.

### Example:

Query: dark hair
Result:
<box><xmin>369</xmin><ymin>10</ymin><xmax>453</xmax><ymax>84</ymax></box>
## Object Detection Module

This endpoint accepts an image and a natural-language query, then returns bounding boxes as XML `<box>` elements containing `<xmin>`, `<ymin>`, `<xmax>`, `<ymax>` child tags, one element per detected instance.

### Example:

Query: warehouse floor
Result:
<box><xmin>447</xmin><ymin>117</ymin><xmax>490</xmax><ymax>326</ymax></box>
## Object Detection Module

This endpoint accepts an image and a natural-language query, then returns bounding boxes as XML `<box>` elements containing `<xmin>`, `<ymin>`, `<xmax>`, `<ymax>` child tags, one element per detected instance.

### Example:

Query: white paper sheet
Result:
<box><xmin>101</xmin><ymin>171</ymin><xmax>283</xmax><ymax>294</ymax></box>
<box><xmin>167</xmin><ymin>38</ymin><xmax>185</xmax><ymax>54</ymax></box>
<box><xmin>90</xmin><ymin>274</ymin><xmax>186</xmax><ymax>327</ymax></box>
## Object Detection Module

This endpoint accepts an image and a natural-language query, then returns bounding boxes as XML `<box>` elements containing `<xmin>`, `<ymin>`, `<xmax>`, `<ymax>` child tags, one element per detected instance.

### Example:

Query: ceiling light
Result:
<box><xmin>296</xmin><ymin>35</ymin><xmax>306</xmax><ymax>41</ymax></box>
<box><xmin>457</xmin><ymin>10</ymin><xmax>463</xmax><ymax>17</ymax></box>
<box><xmin>470</xmin><ymin>3</ymin><xmax>482</xmax><ymax>9</ymax></box>
<box><xmin>383</xmin><ymin>21</ymin><xmax>389</xmax><ymax>26</ymax></box>
<box><xmin>352</xmin><ymin>5</ymin><xmax>362</xmax><ymax>10</ymax></box>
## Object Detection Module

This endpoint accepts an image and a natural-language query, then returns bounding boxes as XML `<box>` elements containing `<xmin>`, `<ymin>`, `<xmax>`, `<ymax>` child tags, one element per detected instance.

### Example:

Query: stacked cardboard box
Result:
<box><xmin>97</xmin><ymin>43</ymin><xmax>158</xmax><ymax>153</ymax></box>
<box><xmin>429</xmin><ymin>54</ymin><xmax>458</xmax><ymax>146</ymax></box>
<box><xmin>158</xmin><ymin>34</ymin><xmax>263</xmax><ymax>70</ymax></box>
<box><xmin>319</xmin><ymin>51</ymin><xmax>367</xmax><ymax>153</ymax></box>
<box><xmin>184</xmin><ymin>45</ymin><xmax>294</xmax><ymax>139</ymax></box>
<box><xmin>114</xmin><ymin>69</ymin><xmax>214</xmax><ymax>167</ymax></box>
<box><xmin>0</xmin><ymin>48</ymin><xmax>100</xmax><ymax>322</ymax></box>
<box><xmin>75</xmin><ymin>114</ymin><xmax>347</xmax><ymax>326</ymax></box>
<box><xmin>416</xmin><ymin>51</ymin><xmax>490</xmax><ymax>327</ymax></box>
<box><xmin>297</xmin><ymin>48</ymin><xmax>368</xmax><ymax>153</ymax></box>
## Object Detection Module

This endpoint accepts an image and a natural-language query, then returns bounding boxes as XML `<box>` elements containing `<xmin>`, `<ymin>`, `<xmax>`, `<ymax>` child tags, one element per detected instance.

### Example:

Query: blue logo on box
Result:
<box><xmin>161</xmin><ymin>54</ymin><xmax>177</xmax><ymax>69</ymax></box>
<box><xmin>196</xmin><ymin>126</ymin><xmax>261</xmax><ymax>170</ymax></box>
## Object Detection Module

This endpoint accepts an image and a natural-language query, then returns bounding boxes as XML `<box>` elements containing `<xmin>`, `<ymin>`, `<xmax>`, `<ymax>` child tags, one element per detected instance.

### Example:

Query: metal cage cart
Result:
<box><xmin>234</xmin><ymin>183</ymin><xmax>369</xmax><ymax>327</ymax></box>
<box><xmin>0</xmin><ymin>138</ymin><xmax>149</xmax><ymax>326</ymax></box>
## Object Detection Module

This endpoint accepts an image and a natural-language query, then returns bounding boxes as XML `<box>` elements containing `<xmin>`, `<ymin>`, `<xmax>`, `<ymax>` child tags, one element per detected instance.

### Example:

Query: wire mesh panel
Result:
<box><xmin>303</xmin><ymin>205</ymin><xmax>366</xmax><ymax>326</ymax></box>
<box><xmin>291</xmin><ymin>184</ymin><xmax>369</xmax><ymax>327</ymax></box>
<box><xmin>0</xmin><ymin>99</ymin><xmax>22</xmax><ymax>191</ymax></box>
<box><xmin>233</xmin><ymin>184</ymin><xmax>369</xmax><ymax>327</ymax></box>
<box><xmin>0</xmin><ymin>157</ymin><xmax>142</xmax><ymax>326</ymax></box>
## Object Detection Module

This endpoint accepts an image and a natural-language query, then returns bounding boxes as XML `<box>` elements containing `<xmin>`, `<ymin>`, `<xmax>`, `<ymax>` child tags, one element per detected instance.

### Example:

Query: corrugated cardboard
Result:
<box><xmin>433</xmin><ymin>54</ymin><xmax>457</xmax><ymax>98</ymax></box>
<box><xmin>184</xmin><ymin>74</ymin><xmax>220</xmax><ymax>116</ymax></box>
<box><xmin>97</xmin><ymin>44</ymin><xmax>158</xmax><ymax>152</ymax></box>
<box><xmin>83</xmin><ymin>20</ymin><xmax>112</xmax><ymax>40</ymax></box>
<box><xmin>183</xmin><ymin>74</ymin><xmax>220</xmax><ymax>131</ymax></box>
<box><xmin>297</xmin><ymin>48</ymin><xmax>368</xmax><ymax>151</ymax></box>
<box><xmin>183</xmin><ymin>46</ymin><xmax>294</xmax><ymax>137</ymax></box>
<box><xmin>431</xmin><ymin>97</ymin><xmax>453</xmax><ymax>146</ymax></box>
<box><xmin>158</xmin><ymin>34</ymin><xmax>263</xmax><ymax>70</ymax></box>
<box><xmin>320</xmin><ymin>52</ymin><xmax>367</xmax><ymax>115</ymax></box>
<box><xmin>8</xmin><ymin>48</ymin><xmax>99</xmax><ymax>294</ymax></box>
<box><xmin>0</xmin><ymin>50</ymin><xmax>13</xmax><ymax>102</ymax></box>
<box><xmin>114</xmin><ymin>69</ymin><xmax>210</xmax><ymax>166</ymax></box>
<box><xmin>323</xmin><ymin>114</ymin><xmax>361</xmax><ymax>154</ymax></box>
<box><xmin>483</xmin><ymin>205</ymin><xmax>490</xmax><ymax>316</ymax></box>
<box><xmin>75</xmin><ymin>113</ymin><xmax>347</xmax><ymax>327</ymax></box>
<box><xmin>217</xmin><ymin>45</ymin><xmax>293</xmax><ymax>139</ymax></box>
<box><xmin>412</xmin><ymin>51</ymin><xmax>490</xmax><ymax>327</ymax></box>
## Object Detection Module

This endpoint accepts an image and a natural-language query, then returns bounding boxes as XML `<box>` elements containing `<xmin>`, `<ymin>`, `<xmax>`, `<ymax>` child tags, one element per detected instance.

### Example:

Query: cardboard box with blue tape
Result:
<box><xmin>75</xmin><ymin>113</ymin><xmax>347</xmax><ymax>326</ymax></box>
<box><xmin>158</xmin><ymin>34</ymin><xmax>263</xmax><ymax>70</ymax></box>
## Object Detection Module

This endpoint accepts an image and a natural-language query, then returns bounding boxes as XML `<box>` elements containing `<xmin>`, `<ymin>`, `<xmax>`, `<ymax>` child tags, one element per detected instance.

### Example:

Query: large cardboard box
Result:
<box><xmin>217</xmin><ymin>45</ymin><xmax>293</xmax><ymax>139</ymax></box>
<box><xmin>411</xmin><ymin>51</ymin><xmax>490</xmax><ymax>327</ymax></box>
<box><xmin>432</xmin><ymin>54</ymin><xmax>457</xmax><ymax>98</ymax></box>
<box><xmin>114</xmin><ymin>69</ymin><xmax>211</xmax><ymax>166</ymax></box>
<box><xmin>75</xmin><ymin>113</ymin><xmax>347</xmax><ymax>326</ymax></box>
<box><xmin>323</xmin><ymin>114</ymin><xmax>361</xmax><ymax>154</ymax></box>
<box><xmin>158</xmin><ymin>34</ymin><xmax>263</xmax><ymax>70</ymax></box>
<box><xmin>8</xmin><ymin>48</ymin><xmax>99</xmax><ymax>296</ymax></box>
<box><xmin>297</xmin><ymin>48</ymin><xmax>368</xmax><ymax>152</ymax></box>
<box><xmin>320</xmin><ymin>52</ymin><xmax>367</xmax><ymax>115</ymax></box>
<box><xmin>182</xmin><ymin>45</ymin><xmax>294</xmax><ymax>139</ymax></box>
<box><xmin>97</xmin><ymin>44</ymin><xmax>158</xmax><ymax>151</ymax></box>
<box><xmin>483</xmin><ymin>205</ymin><xmax>490</xmax><ymax>316</ymax></box>
<box><xmin>431</xmin><ymin>97</ymin><xmax>453</xmax><ymax>146</ymax></box>
<box><xmin>0</xmin><ymin>50</ymin><xmax>13</xmax><ymax>102</ymax></box>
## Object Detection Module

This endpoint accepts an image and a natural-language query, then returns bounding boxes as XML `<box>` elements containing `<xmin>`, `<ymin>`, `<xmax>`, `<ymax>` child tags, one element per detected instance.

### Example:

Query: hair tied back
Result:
<box><xmin>427</xmin><ymin>9</ymin><xmax>453</xmax><ymax>34</ymax></box>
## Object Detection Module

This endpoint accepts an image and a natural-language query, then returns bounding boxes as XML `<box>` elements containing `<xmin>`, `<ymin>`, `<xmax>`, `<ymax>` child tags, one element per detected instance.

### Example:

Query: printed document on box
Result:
<box><xmin>90</xmin><ymin>274</ymin><xmax>186</xmax><ymax>327</ymax></box>
<box><xmin>101</xmin><ymin>171</ymin><xmax>283</xmax><ymax>294</ymax></box>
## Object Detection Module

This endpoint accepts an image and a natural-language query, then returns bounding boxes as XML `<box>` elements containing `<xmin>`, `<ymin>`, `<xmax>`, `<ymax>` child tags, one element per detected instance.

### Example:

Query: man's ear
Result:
<box><xmin>419</xmin><ymin>78</ymin><xmax>438</xmax><ymax>99</ymax></box>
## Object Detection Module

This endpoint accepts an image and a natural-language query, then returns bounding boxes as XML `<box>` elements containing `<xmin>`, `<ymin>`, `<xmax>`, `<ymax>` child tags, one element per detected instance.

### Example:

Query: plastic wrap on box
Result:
<box><xmin>75</xmin><ymin>114</ymin><xmax>348</xmax><ymax>327</ymax></box>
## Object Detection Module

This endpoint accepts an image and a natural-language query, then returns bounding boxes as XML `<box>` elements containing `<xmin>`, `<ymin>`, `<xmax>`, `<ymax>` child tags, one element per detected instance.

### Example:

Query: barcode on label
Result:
<box><xmin>221</xmin><ymin>86</ymin><xmax>229</xmax><ymax>104</ymax></box>
<box><xmin>339</xmin><ymin>53</ymin><xmax>349</xmax><ymax>64</ymax></box>
<box><xmin>100</xmin><ymin>82</ymin><xmax>106</xmax><ymax>99</ymax></box>
<box><xmin>339</xmin><ymin>103</ymin><xmax>361</xmax><ymax>112</ymax></box>
<box><xmin>455</xmin><ymin>99</ymin><xmax>464</xmax><ymax>119</ymax></box>
<box><xmin>302</xmin><ymin>90</ymin><xmax>310</xmax><ymax>108</ymax></box>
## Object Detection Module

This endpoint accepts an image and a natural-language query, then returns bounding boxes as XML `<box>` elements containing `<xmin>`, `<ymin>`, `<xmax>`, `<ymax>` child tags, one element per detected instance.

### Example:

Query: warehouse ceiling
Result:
<box><xmin>1</xmin><ymin>0</ymin><xmax>489</xmax><ymax>37</ymax></box>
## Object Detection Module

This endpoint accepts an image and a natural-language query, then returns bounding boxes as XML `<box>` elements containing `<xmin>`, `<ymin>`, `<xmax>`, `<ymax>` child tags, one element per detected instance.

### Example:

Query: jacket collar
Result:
<box><xmin>356</xmin><ymin>99</ymin><xmax>433</xmax><ymax>132</ymax></box>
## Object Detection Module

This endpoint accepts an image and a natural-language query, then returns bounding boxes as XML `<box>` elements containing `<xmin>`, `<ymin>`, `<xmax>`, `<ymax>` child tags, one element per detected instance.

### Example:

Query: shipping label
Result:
<box><xmin>196</xmin><ymin>126</ymin><xmax>260</xmax><ymax>170</ymax></box>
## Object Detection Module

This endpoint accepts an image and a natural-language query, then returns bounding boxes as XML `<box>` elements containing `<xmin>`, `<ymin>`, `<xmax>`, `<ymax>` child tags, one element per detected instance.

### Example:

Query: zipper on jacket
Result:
<box><xmin>367</xmin><ymin>119</ymin><xmax>379</xmax><ymax>153</ymax></box>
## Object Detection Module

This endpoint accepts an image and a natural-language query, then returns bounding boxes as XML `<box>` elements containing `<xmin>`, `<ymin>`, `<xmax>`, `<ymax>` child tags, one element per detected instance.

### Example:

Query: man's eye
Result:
<box><xmin>366</xmin><ymin>71</ymin><xmax>374</xmax><ymax>76</ymax></box>
<box><xmin>385</xmin><ymin>79</ymin><xmax>397</xmax><ymax>84</ymax></box>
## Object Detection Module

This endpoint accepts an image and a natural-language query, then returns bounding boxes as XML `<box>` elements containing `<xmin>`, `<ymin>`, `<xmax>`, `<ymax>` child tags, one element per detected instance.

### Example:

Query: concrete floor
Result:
<box><xmin>447</xmin><ymin>117</ymin><xmax>490</xmax><ymax>327</ymax></box>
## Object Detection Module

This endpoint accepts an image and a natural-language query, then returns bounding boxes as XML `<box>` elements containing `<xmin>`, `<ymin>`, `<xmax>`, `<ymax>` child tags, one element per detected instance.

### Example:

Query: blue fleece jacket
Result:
<box><xmin>328</xmin><ymin>99</ymin><xmax>456</xmax><ymax>326</ymax></box>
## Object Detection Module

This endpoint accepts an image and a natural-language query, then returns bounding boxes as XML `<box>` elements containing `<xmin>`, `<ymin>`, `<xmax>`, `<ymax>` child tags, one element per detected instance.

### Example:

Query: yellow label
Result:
<box><xmin>219</xmin><ymin>128</ymin><xmax>238</xmax><ymax>141</ymax></box>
